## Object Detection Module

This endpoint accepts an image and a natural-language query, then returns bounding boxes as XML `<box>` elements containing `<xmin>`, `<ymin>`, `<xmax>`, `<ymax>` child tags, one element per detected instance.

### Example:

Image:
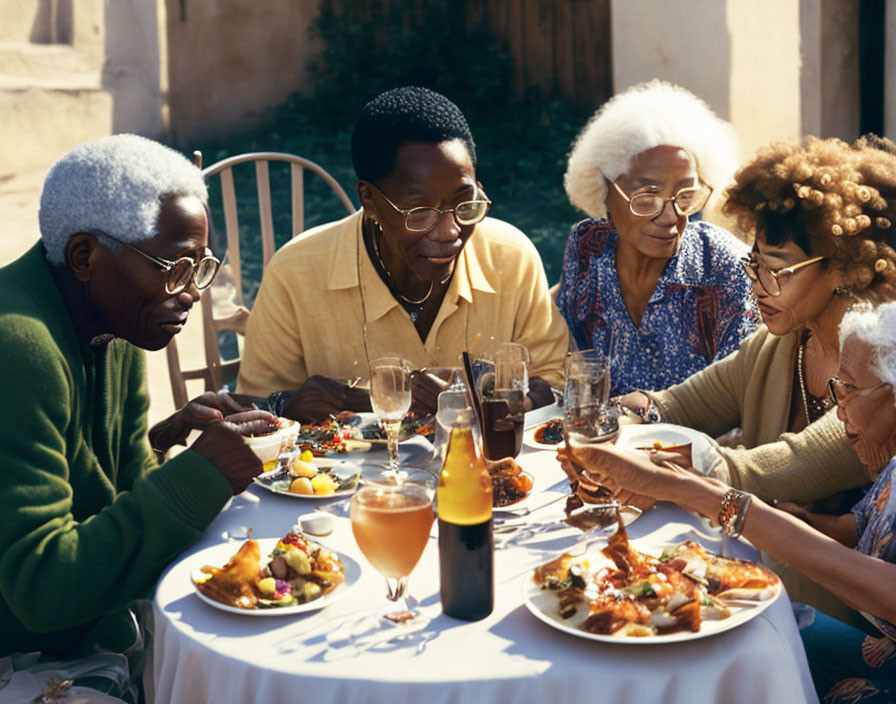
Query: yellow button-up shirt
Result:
<box><xmin>237</xmin><ymin>211</ymin><xmax>568</xmax><ymax>396</ymax></box>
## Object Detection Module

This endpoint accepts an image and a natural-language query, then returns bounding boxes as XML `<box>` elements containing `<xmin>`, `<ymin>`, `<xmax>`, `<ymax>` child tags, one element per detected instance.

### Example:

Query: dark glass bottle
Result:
<box><xmin>437</xmin><ymin>410</ymin><xmax>494</xmax><ymax>621</ymax></box>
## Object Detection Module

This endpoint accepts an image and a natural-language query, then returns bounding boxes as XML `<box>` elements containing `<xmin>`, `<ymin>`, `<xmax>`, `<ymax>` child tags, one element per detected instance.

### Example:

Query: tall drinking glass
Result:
<box><xmin>369</xmin><ymin>356</ymin><xmax>412</xmax><ymax>473</ymax></box>
<box><xmin>350</xmin><ymin>469</ymin><xmax>435</xmax><ymax>621</ymax></box>
<box><xmin>562</xmin><ymin>351</ymin><xmax>615</xmax><ymax>508</ymax></box>
<box><xmin>563</xmin><ymin>351</ymin><xmax>615</xmax><ymax>446</ymax></box>
<box><xmin>481</xmin><ymin>343</ymin><xmax>528</xmax><ymax>462</ymax></box>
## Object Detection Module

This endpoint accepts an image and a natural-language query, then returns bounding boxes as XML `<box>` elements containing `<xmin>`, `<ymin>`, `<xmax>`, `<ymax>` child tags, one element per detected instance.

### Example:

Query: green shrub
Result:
<box><xmin>184</xmin><ymin>0</ymin><xmax>590</xmax><ymax>302</ymax></box>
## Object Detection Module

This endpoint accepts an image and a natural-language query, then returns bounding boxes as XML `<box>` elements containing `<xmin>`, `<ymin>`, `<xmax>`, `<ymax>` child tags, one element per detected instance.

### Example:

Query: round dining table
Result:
<box><xmin>151</xmin><ymin>411</ymin><xmax>819</xmax><ymax>704</ymax></box>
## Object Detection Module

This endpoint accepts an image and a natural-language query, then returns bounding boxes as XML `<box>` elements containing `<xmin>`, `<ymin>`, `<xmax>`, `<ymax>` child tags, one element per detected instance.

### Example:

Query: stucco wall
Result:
<box><xmin>163</xmin><ymin>0</ymin><xmax>321</xmax><ymax>145</ymax></box>
<box><xmin>611</xmin><ymin>0</ymin><xmax>806</xmax><ymax>164</ymax></box>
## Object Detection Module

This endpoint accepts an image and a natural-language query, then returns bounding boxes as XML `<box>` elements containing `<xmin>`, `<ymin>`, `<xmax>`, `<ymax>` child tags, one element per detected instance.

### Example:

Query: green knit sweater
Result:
<box><xmin>0</xmin><ymin>244</ymin><xmax>232</xmax><ymax>657</ymax></box>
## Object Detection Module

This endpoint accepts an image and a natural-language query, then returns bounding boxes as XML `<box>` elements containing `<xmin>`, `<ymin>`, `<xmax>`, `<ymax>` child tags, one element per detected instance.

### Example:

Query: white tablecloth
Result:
<box><xmin>152</xmin><ymin>427</ymin><xmax>819</xmax><ymax>704</ymax></box>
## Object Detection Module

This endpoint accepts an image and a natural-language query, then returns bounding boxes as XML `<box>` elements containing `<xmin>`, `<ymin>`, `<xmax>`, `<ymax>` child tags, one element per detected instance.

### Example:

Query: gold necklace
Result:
<box><xmin>369</xmin><ymin>222</ymin><xmax>433</xmax><ymax>306</ymax></box>
<box><xmin>356</xmin><ymin>221</ymin><xmax>472</xmax><ymax>372</ymax></box>
<box><xmin>797</xmin><ymin>334</ymin><xmax>834</xmax><ymax>423</ymax></box>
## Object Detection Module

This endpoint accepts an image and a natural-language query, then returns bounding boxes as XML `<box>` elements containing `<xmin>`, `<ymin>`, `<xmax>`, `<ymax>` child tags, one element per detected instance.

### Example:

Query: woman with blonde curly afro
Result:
<box><xmin>606</xmin><ymin>136</ymin><xmax>896</xmax><ymax>619</ymax></box>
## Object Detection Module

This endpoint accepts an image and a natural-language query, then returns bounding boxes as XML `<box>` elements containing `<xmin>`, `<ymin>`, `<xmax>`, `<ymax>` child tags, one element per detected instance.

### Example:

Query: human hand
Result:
<box><xmin>149</xmin><ymin>390</ymin><xmax>264</xmax><ymax>454</ymax></box>
<box><xmin>409</xmin><ymin>370</ymin><xmax>448</xmax><ymax>417</ymax></box>
<box><xmin>281</xmin><ymin>375</ymin><xmax>371</xmax><ymax>423</ymax></box>
<box><xmin>180</xmin><ymin>390</ymin><xmax>258</xmax><ymax>428</ymax></box>
<box><xmin>223</xmin><ymin>410</ymin><xmax>278</xmax><ymax>437</ymax></box>
<box><xmin>556</xmin><ymin>444</ymin><xmax>655</xmax><ymax>510</ymax></box>
<box><xmin>772</xmin><ymin>500</ymin><xmax>810</xmax><ymax>523</ymax></box>
<box><xmin>566</xmin><ymin>442</ymin><xmax>693</xmax><ymax>503</ymax></box>
<box><xmin>615</xmin><ymin>391</ymin><xmax>650</xmax><ymax>417</ymax></box>
<box><xmin>190</xmin><ymin>420</ymin><xmax>264</xmax><ymax>494</ymax></box>
<box><xmin>524</xmin><ymin>376</ymin><xmax>555</xmax><ymax>411</ymax></box>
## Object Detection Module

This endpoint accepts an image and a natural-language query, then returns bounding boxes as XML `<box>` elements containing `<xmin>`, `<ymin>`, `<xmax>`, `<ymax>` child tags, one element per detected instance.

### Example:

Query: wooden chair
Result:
<box><xmin>165</xmin><ymin>151</ymin><xmax>356</xmax><ymax>409</ymax></box>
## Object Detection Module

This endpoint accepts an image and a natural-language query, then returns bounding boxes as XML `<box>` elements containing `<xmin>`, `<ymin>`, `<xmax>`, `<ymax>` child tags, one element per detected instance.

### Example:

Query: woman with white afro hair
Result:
<box><xmin>560</xmin><ymin>301</ymin><xmax>896</xmax><ymax>700</ymax></box>
<box><xmin>556</xmin><ymin>80</ymin><xmax>759</xmax><ymax>396</ymax></box>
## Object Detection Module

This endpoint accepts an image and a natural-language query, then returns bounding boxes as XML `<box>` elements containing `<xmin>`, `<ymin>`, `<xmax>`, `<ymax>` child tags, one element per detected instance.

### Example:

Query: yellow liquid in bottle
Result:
<box><xmin>437</xmin><ymin>427</ymin><xmax>492</xmax><ymax>525</ymax></box>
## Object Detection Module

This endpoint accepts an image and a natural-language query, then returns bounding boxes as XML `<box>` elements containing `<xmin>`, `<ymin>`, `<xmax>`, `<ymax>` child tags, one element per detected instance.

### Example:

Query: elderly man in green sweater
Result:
<box><xmin>0</xmin><ymin>135</ymin><xmax>274</xmax><ymax>701</ymax></box>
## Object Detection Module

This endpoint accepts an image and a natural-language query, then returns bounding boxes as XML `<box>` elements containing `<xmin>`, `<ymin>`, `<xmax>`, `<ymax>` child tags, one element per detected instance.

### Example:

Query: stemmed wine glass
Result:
<box><xmin>350</xmin><ymin>468</ymin><xmax>436</xmax><ymax>622</ymax></box>
<box><xmin>369</xmin><ymin>356</ymin><xmax>412</xmax><ymax>474</ymax></box>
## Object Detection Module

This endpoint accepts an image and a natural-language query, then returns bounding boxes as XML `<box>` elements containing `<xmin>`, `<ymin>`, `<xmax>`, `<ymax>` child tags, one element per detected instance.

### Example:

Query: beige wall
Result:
<box><xmin>611</xmin><ymin>0</ymin><xmax>804</xmax><ymax>164</ymax></box>
<box><xmin>610</xmin><ymin>0</ymin><xmax>862</xmax><ymax>166</ymax></box>
<box><xmin>163</xmin><ymin>0</ymin><xmax>321</xmax><ymax>145</ymax></box>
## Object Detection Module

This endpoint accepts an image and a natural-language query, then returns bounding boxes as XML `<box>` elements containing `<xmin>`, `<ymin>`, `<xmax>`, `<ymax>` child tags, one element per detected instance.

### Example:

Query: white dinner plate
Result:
<box><xmin>614</xmin><ymin>423</ymin><xmax>724</xmax><ymax>476</ymax></box>
<box><xmin>521</xmin><ymin>540</ymin><xmax>780</xmax><ymax>644</ymax></box>
<box><xmin>191</xmin><ymin>538</ymin><xmax>362</xmax><ymax>616</ymax></box>
<box><xmin>523</xmin><ymin>419</ymin><xmax>564</xmax><ymax>451</ymax></box>
<box><xmin>252</xmin><ymin>463</ymin><xmax>361</xmax><ymax>500</ymax></box>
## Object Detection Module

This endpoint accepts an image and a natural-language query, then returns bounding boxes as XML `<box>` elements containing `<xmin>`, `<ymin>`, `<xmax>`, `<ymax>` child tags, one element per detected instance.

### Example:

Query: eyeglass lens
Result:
<box><xmin>741</xmin><ymin>259</ymin><xmax>782</xmax><ymax>296</ymax></box>
<box><xmin>405</xmin><ymin>200</ymin><xmax>490</xmax><ymax>231</ymax></box>
<box><xmin>166</xmin><ymin>257</ymin><xmax>219</xmax><ymax>293</ymax></box>
<box><xmin>629</xmin><ymin>187</ymin><xmax>709</xmax><ymax>217</ymax></box>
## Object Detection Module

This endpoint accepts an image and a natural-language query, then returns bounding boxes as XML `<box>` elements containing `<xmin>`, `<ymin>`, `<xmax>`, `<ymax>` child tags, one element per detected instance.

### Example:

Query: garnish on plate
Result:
<box><xmin>194</xmin><ymin>529</ymin><xmax>345</xmax><ymax>609</ymax></box>
<box><xmin>533</xmin><ymin>515</ymin><xmax>780</xmax><ymax>637</ymax></box>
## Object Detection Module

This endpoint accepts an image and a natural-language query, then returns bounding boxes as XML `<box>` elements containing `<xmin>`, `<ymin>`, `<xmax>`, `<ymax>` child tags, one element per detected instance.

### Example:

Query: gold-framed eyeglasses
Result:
<box><xmin>611</xmin><ymin>180</ymin><xmax>712</xmax><ymax>218</ymax></box>
<box><xmin>739</xmin><ymin>255</ymin><xmax>825</xmax><ymax>297</ymax></box>
<box><xmin>368</xmin><ymin>182</ymin><xmax>492</xmax><ymax>233</ymax></box>
<box><xmin>827</xmin><ymin>376</ymin><xmax>891</xmax><ymax>405</ymax></box>
<box><xmin>97</xmin><ymin>231</ymin><xmax>220</xmax><ymax>295</ymax></box>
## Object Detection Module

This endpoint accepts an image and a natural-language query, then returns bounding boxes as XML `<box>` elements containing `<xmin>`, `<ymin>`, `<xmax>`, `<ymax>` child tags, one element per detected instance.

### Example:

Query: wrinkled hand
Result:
<box><xmin>223</xmin><ymin>410</ymin><xmax>278</xmax><ymax>437</ymax></box>
<box><xmin>281</xmin><ymin>375</ymin><xmax>371</xmax><ymax>423</ymax></box>
<box><xmin>149</xmin><ymin>391</ymin><xmax>267</xmax><ymax>454</ymax></box>
<box><xmin>556</xmin><ymin>444</ymin><xmax>655</xmax><ymax>511</ymax></box>
<box><xmin>179</xmin><ymin>390</ymin><xmax>258</xmax><ymax>428</ymax></box>
<box><xmin>772</xmin><ymin>500</ymin><xmax>810</xmax><ymax>523</ymax></box>
<box><xmin>525</xmin><ymin>376</ymin><xmax>555</xmax><ymax>411</ymax></box>
<box><xmin>190</xmin><ymin>420</ymin><xmax>264</xmax><ymax>494</ymax></box>
<box><xmin>615</xmin><ymin>391</ymin><xmax>650</xmax><ymax>416</ymax></box>
<box><xmin>409</xmin><ymin>370</ymin><xmax>448</xmax><ymax>417</ymax></box>
<box><xmin>564</xmin><ymin>442</ymin><xmax>697</xmax><ymax>505</ymax></box>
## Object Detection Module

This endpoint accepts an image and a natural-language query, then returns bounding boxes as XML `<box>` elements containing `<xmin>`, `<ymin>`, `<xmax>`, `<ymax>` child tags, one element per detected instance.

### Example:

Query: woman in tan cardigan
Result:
<box><xmin>619</xmin><ymin>137</ymin><xmax>896</xmax><ymax>505</ymax></box>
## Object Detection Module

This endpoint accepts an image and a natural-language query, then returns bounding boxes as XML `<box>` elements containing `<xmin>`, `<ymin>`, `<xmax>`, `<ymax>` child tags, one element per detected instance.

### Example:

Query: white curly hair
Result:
<box><xmin>564</xmin><ymin>80</ymin><xmax>740</xmax><ymax>220</ymax></box>
<box><xmin>39</xmin><ymin>134</ymin><xmax>207</xmax><ymax>265</ymax></box>
<box><xmin>839</xmin><ymin>302</ymin><xmax>896</xmax><ymax>404</ymax></box>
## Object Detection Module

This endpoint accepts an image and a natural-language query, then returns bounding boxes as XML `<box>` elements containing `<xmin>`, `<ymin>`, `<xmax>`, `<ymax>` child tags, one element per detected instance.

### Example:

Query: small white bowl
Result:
<box><xmin>244</xmin><ymin>431</ymin><xmax>283</xmax><ymax>464</ymax></box>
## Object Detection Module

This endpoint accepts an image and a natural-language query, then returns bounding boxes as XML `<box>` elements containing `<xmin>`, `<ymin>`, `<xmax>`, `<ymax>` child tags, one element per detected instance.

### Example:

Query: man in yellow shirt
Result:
<box><xmin>237</xmin><ymin>87</ymin><xmax>568</xmax><ymax>420</ymax></box>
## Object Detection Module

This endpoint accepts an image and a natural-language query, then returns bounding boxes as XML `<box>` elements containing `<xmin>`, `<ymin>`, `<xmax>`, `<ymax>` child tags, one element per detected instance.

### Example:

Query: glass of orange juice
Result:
<box><xmin>350</xmin><ymin>468</ymin><xmax>436</xmax><ymax>621</ymax></box>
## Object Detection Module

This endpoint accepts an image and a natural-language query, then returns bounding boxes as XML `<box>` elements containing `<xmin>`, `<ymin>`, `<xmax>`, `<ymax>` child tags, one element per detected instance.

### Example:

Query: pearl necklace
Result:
<box><xmin>797</xmin><ymin>334</ymin><xmax>834</xmax><ymax>424</ymax></box>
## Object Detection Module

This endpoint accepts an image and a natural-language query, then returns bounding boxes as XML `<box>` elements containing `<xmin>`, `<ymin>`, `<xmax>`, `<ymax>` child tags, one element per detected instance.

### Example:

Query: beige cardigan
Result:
<box><xmin>648</xmin><ymin>326</ymin><xmax>875</xmax><ymax>503</ymax></box>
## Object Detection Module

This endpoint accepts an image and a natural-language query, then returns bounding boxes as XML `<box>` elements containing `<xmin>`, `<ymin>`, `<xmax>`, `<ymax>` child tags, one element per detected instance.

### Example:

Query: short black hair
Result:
<box><xmin>351</xmin><ymin>86</ymin><xmax>476</xmax><ymax>184</ymax></box>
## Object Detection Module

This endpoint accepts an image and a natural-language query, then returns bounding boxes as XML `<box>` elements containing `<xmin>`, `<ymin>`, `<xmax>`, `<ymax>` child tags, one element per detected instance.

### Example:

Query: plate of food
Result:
<box><xmin>522</xmin><ymin>518</ymin><xmax>780</xmax><ymax>643</ymax></box>
<box><xmin>488</xmin><ymin>457</ymin><xmax>535</xmax><ymax>508</ymax></box>
<box><xmin>191</xmin><ymin>531</ymin><xmax>361</xmax><ymax>615</ymax></box>
<box><xmin>253</xmin><ymin>450</ymin><xmax>361</xmax><ymax>499</ymax></box>
<box><xmin>614</xmin><ymin>423</ymin><xmax>724</xmax><ymax>476</ymax></box>
<box><xmin>523</xmin><ymin>418</ymin><xmax>564</xmax><ymax>451</ymax></box>
<box><xmin>353</xmin><ymin>412</ymin><xmax>436</xmax><ymax>444</ymax></box>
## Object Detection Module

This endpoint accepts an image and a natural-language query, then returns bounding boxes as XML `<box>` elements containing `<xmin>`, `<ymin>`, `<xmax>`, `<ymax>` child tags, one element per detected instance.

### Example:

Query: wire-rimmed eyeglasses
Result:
<box><xmin>739</xmin><ymin>254</ymin><xmax>825</xmax><ymax>297</ymax></box>
<box><xmin>97</xmin><ymin>231</ymin><xmax>220</xmax><ymax>295</ymax></box>
<box><xmin>611</xmin><ymin>180</ymin><xmax>712</xmax><ymax>218</ymax></box>
<box><xmin>827</xmin><ymin>376</ymin><xmax>891</xmax><ymax>405</ymax></box>
<box><xmin>368</xmin><ymin>183</ymin><xmax>492</xmax><ymax>233</ymax></box>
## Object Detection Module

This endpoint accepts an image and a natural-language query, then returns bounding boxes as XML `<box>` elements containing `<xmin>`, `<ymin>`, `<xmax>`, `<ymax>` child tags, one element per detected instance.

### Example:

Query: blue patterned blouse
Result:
<box><xmin>556</xmin><ymin>217</ymin><xmax>759</xmax><ymax>396</ymax></box>
<box><xmin>853</xmin><ymin>457</ymin><xmax>896</xmax><ymax>639</ymax></box>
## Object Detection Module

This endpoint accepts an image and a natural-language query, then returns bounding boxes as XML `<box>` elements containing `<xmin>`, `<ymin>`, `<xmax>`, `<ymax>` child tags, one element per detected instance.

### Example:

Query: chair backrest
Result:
<box><xmin>165</xmin><ymin>151</ymin><xmax>357</xmax><ymax>409</ymax></box>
